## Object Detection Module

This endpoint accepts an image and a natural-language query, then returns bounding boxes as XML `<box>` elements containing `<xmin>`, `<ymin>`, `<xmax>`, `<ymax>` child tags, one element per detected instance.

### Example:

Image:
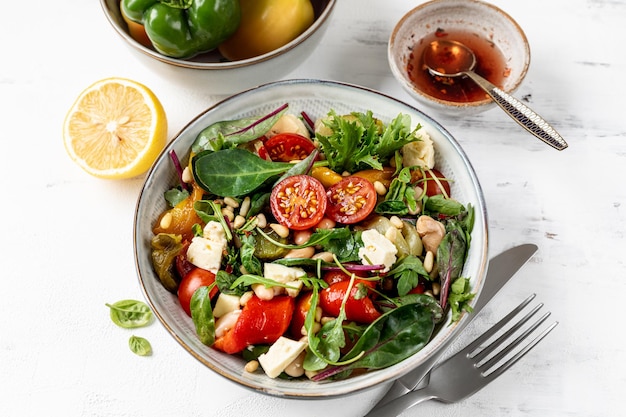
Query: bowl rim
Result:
<box><xmin>100</xmin><ymin>0</ymin><xmax>336</xmax><ymax>70</ymax></box>
<box><xmin>134</xmin><ymin>78</ymin><xmax>489</xmax><ymax>398</ymax></box>
<box><xmin>388</xmin><ymin>0</ymin><xmax>531</xmax><ymax>109</ymax></box>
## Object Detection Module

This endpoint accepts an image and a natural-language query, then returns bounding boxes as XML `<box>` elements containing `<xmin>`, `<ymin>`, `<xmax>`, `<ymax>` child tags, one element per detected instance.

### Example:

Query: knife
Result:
<box><xmin>370</xmin><ymin>243</ymin><xmax>539</xmax><ymax>410</ymax></box>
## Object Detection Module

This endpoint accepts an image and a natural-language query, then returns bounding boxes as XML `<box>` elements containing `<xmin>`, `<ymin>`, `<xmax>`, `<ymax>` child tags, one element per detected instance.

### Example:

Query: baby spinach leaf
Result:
<box><xmin>128</xmin><ymin>335</ymin><xmax>152</xmax><ymax>356</ymax></box>
<box><xmin>424</xmin><ymin>194</ymin><xmax>465</xmax><ymax>216</ymax></box>
<box><xmin>192</xmin><ymin>104</ymin><xmax>288</xmax><ymax>153</ymax></box>
<box><xmin>193</xmin><ymin>148</ymin><xmax>292</xmax><ymax>197</ymax></box>
<box><xmin>312</xmin><ymin>303</ymin><xmax>436</xmax><ymax>381</ymax></box>
<box><xmin>106</xmin><ymin>300</ymin><xmax>154</xmax><ymax>329</ymax></box>
<box><xmin>215</xmin><ymin>270</ymin><xmax>247</xmax><ymax>296</ymax></box>
<box><xmin>190</xmin><ymin>286</ymin><xmax>216</xmax><ymax>346</ymax></box>
<box><xmin>377</xmin><ymin>293</ymin><xmax>444</xmax><ymax>323</ymax></box>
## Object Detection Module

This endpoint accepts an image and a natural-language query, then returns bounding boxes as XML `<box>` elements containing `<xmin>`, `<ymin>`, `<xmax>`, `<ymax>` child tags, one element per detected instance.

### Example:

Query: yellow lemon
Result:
<box><xmin>63</xmin><ymin>77</ymin><xmax>167</xmax><ymax>179</ymax></box>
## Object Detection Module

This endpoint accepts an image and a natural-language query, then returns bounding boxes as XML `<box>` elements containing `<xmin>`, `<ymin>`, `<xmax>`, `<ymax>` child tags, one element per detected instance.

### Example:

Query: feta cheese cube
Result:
<box><xmin>186</xmin><ymin>221</ymin><xmax>228</xmax><ymax>274</ymax></box>
<box><xmin>358</xmin><ymin>229</ymin><xmax>398</xmax><ymax>272</ymax></box>
<box><xmin>213</xmin><ymin>293</ymin><xmax>241</xmax><ymax>318</ymax></box>
<box><xmin>258</xmin><ymin>337</ymin><xmax>307</xmax><ymax>379</ymax></box>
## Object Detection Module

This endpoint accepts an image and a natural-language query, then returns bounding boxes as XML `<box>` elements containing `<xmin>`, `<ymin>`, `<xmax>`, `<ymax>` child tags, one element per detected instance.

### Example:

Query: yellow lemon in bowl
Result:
<box><xmin>63</xmin><ymin>77</ymin><xmax>167</xmax><ymax>179</ymax></box>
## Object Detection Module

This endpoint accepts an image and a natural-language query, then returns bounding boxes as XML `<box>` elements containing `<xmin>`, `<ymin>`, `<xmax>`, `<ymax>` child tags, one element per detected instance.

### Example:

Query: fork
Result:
<box><xmin>364</xmin><ymin>294</ymin><xmax>558</xmax><ymax>417</ymax></box>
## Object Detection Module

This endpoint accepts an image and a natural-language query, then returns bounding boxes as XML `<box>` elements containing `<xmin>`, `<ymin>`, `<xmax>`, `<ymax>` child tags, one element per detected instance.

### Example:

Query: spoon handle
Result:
<box><xmin>464</xmin><ymin>72</ymin><xmax>568</xmax><ymax>151</ymax></box>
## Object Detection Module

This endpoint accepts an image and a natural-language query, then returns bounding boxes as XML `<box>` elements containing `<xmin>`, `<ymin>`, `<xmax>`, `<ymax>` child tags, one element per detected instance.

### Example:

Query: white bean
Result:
<box><xmin>284</xmin><ymin>247</ymin><xmax>315</xmax><ymax>259</ymax></box>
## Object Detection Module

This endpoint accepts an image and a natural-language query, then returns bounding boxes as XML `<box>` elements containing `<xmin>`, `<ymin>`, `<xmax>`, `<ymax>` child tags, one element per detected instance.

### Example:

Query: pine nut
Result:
<box><xmin>240</xmin><ymin>291</ymin><xmax>254</xmax><ymax>306</ymax></box>
<box><xmin>244</xmin><ymin>360</ymin><xmax>259</xmax><ymax>373</ymax></box>
<box><xmin>233</xmin><ymin>215</ymin><xmax>246</xmax><ymax>229</ymax></box>
<box><xmin>424</xmin><ymin>250</ymin><xmax>434</xmax><ymax>273</ymax></box>
<box><xmin>374</xmin><ymin>180</ymin><xmax>387</xmax><ymax>196</ymax></box>
<box><xmin>221</xmin><ymin>207</ymin><xmax>234</xmax><ymax>222</ymax></box>
<box><xmin>182</xmin><ymin>166</ymin><xmax>193</xmax><ymax>183</ymax></box>
<box><xmin>159</xmin><ymin>212</ymin><xmax>173</xmax><ymax>229</ymax></box>
<box><xmin>223</xmin><ymin>196</ymin><xmax>239</xmax><ymax>209</ymax></box>
<box><xmin>239</xmin><ymin>196</ymin><xmax>251</xmax><ymax>217</ymax></box>
<box><xmin>270</xmin><ymin>223</ymin><xmax>290</xmax><ymax>238</ymax></box>
<box><xmin>256</xmin><ymin>213</ymin><xmax>267</xmax><ymax>228</ymax></box>
<box><xmin>385</xmin><ymin>226</ymin><xmax>398</xmax><ymax>243</ymax></box>
<box><xmin>390</xmin><ymin>215</ymin><xmax>404</xmax><ymax>229</ymax></box>
<box><xmin>432</xmin><ymin>282</ymin><xmax>441</xmax><ymax>296</ymax></box>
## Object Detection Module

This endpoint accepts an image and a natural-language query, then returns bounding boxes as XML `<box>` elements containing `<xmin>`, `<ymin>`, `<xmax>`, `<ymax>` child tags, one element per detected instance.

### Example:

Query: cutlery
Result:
<box><xmin>372</xmin><ymin>243</ymin><xmax>538</xmax><ymax>409</ymax></box>
<box><xmin>423</xmin><ymin>39</ymin><xmax>568</xmax><ymax>151</ymax></box>
<box><xmin>365</xmin><ymin>294</ymin><xmax>558</xmax><ymax>416</ymax></box>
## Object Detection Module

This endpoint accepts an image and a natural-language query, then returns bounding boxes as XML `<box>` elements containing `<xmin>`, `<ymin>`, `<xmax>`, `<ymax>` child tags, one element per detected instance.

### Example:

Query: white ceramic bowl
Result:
<box><xmin>388</xmin><ymin>0</ymin><xmax>530</xmax><ymax>116</ymax></box>
<box><xmin>100</xmin><ymin>0</ymin><xmax>335</xmax><ymax>94</ymax></box>
<box><xmin>134</xmin><ymin>79</ymin><xmax>488</xmax><ymax>401</ymax></box>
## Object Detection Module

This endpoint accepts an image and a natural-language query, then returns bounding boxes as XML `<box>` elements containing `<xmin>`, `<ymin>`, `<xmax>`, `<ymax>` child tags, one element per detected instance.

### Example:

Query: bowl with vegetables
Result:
<box><xmin>134</xmin><ymin>79</ymin><xmax>488</xmax><ymax>401</ymax></box>
<box><xmin>100</xmin><ymin>0</ymin><xmax>336</xmax><ymax>93</ymax></box>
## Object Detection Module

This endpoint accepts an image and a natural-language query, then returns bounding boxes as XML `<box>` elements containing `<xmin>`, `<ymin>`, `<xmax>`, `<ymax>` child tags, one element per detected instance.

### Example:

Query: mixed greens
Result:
<box><xmin>149</xmin><ymin>104</ymin><xmax>475</xmax><ymax>381</ymax></box>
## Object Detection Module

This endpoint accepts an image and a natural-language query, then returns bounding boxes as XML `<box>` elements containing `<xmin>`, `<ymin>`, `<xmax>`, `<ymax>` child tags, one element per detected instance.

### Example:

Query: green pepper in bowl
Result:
<box><xmin>121</xmin><ymin>0</ymin><xmax>240</xmax><ymax>59</ymax></box>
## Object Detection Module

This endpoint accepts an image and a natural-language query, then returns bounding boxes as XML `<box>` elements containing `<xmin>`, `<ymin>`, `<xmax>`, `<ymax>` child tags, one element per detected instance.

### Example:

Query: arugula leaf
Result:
<box><xmin>387</xmin><ymin>255</ymin><xmax>431</xmax><ymax>296</ymax></box>
<box><xmin>192</xmin><ymin>104</ymin><xmax>288</xmax><ymax>153</ymax></box>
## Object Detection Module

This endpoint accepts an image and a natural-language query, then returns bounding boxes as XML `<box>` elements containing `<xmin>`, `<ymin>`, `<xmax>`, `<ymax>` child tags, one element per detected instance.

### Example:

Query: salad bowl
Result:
<box><xmin>133</xmin><ymin>79</ymin><xmax>488</xmax><ymax>402</ymax></box>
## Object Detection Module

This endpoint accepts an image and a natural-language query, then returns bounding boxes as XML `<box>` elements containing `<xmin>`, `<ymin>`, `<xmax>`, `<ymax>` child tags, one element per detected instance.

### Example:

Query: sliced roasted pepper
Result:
<box><xmin>121</xmin><ymin>0</ymin><xmax>241</xmax><ymax>59</ymax></box>
<box><xmin>153</xmin><ymin>183</ymin><xmax>204</xmax><ymax>241</ymax></box>
<box><xmin>213</xmin><ymin>295</ymin><xmax>295</xmax><ymax>354</ymax></box>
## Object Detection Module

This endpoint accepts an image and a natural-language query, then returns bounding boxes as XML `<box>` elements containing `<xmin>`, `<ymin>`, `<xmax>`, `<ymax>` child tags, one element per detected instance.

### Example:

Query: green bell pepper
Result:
<box><xmin>122</xmin><ymin>0</ymin><xmax>241</xmax><ymax>59</ymax></box>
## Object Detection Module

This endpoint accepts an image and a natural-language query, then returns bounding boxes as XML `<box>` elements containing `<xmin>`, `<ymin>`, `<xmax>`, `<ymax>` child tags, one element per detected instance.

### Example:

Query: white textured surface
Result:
<box><xmin>1</xmin><ymin>0</ymin><xmax>625</xmax><ymax>416</ymax></box>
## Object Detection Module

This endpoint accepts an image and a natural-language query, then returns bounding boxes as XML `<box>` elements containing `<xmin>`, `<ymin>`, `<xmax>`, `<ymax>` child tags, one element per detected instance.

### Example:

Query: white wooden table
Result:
<box><xmin>2</xmin><ymin>1</ymin><xmax>624</xmax><ymax>416</ymax></box>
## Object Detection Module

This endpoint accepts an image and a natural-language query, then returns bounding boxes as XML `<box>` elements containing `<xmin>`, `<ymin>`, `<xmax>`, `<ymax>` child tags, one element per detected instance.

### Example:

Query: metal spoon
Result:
<box><xmin>423</xmin><ymin>40</ymin><xmax>568</xmax><ymax>150</ymax></box>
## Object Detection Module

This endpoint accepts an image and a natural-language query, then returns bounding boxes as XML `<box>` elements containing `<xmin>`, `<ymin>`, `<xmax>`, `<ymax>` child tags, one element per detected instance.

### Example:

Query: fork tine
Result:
<box><xmin>482</xmin><ymin>320</ymin><xmax>558</xmax><ymax>381</ymax></box>
<box><xmin>471</xmin><ymin>302</ymin><xmax>545</xmax><ymax>364</ymax></box>
<box><xmin>461</xmin><ymin>293</ymin><xmax>536</xmax><ymax>355</ymax></box>
<box><xmin>477</xmin><ymin>310</ymin><xmax>551</xmax><ymax>370</ymax></box>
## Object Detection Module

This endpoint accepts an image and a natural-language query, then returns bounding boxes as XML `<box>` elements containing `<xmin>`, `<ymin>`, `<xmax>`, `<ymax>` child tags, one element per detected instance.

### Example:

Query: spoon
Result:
<box><xmin>423</xmin><ymin>40</ymin><xmax>568</xmax><ymax>150</ymax></box>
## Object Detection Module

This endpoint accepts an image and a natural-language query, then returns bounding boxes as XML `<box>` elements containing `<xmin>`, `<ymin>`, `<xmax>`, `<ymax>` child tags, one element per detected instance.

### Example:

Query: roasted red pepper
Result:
<box><xmin>213</xmin><ymin>295</ymin><xmax>295</xmax><ymax>354</ymax></box>
<box><xmin>289</xmin><ymin>292</ymin><xmax>313</xmax><ymax>339</ymax></box>
<box><xmin>319</xmin><ymin>279</ymin><xmax>381</xmax><ymax>324</ymax></box>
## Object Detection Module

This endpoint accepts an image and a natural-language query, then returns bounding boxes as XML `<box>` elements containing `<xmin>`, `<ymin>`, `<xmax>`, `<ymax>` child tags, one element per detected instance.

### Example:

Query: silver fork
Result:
<box><xmin>365</xmin><ymin>294</ymin><xmax>558</xmax><ymax>417</ymax></box>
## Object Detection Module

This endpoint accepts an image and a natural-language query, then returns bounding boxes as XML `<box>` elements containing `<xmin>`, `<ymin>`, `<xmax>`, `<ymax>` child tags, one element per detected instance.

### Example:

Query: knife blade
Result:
<box><xmin>370</xmin><ymin>243</ymin><xmax>538</xmax><ymax>410</ymax></box>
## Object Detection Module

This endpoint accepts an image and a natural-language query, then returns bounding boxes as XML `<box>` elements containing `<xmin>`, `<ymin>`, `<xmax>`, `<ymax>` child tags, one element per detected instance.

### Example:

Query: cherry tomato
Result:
<box><xmin>264</xmin><ymin>133</ymin><xmax>317</xmax><ymax>162</ymax></box>
<box><xmin>270</xmin><ymin>175</ymin><xmax>327</xmax><ymax>230</ymax></box>
<box><xmin>320</xmin><ymin>280</ymin><xmax>381</xmax><ymax>324</ymax></box>
<box><xmin>213</xmin><ymin>295</ymin><xmax>295</xmax><ymax>354</ymax></box>
<box><xmin>177</xmin><ymin>268</ymin><xmax>218</xmax><ymax>316</ymax></box>
<box><xmin>325</xmin><ymin>177</ymin><xmax>377</xmax><ymax>224</ymax></box>
<box><xmin>419</xmin><ymin>169</ymin><xmax>451</xmax><ymax>197</ymax></box>
<box><xmin>323</xmin><ymin>270</ymin><xmax>352</xmax><ymax>286</ymax></box>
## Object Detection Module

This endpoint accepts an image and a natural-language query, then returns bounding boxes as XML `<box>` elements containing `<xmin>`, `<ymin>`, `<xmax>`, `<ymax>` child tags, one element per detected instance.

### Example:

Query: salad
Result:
<box><xmin>149</xmin><ymin>104</ymin><xmax>475</xmax><ymax>381</ymax></box>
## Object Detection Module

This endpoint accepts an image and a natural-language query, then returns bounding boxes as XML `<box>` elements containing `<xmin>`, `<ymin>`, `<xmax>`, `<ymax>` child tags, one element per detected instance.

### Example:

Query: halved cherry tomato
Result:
<box><xmin>270</xmin><ymin>175</ymin><xmax>327</xmax><ymax>230</ymax></box>
<box><xmin>319</xmin><ymin>280</ymin><xmax>381</xmax><ymax>324</ymax></box>
<box><xmin>213</xmin><ymin>295</ymin><xmax>295</xmax><ymax>354</ymax></box>
<box><xmin>323</xmin><ymin>270</ymin><xmax>352</xmax><ymax>286</ymax></box>
<box><xmin>264</xmin><ymin>133</ymin><xmax>316</xmax><ymax>162</ymax></box>
<box><xmin>414</xmin><ymin>168</ymin><xmax>451</xmax><ymax>197</ymax></box>
<box><xmin>177</xmin><ymin>268</ymin><xmax>219</xmax><ymax>316</ymax></box>
<box><xmin>325</xmin><ymin>177</ymin><xmax>377</xmax><ymax>224</ymax></box>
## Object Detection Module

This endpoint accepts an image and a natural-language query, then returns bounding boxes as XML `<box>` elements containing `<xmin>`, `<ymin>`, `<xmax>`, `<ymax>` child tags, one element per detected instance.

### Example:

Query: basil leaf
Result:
<box><xmin>190</xmin><ymin>286</ymin><xmax>216</xmax><ymax>346</ymax></box>
<box><xmin>106</xmin><ymin>300</ymin><xmax>153</xmax><ymax>329</ymax></box>
<box><xmin>193</xmin><ymin>149</ymin><xmax>292</xmax><ymax>197</ymax></box>
<box><xmin>128</xmin><ymin>335</ymin><xmax>152</xmax><ymax>356</ymax></box>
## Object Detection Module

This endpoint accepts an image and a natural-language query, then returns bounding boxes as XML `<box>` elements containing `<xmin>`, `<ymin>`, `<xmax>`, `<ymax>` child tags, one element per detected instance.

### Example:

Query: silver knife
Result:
<box><xmin>370</xmin><ymin>243</ymin><xmax>538</xmax><ymax>410</ymax></box>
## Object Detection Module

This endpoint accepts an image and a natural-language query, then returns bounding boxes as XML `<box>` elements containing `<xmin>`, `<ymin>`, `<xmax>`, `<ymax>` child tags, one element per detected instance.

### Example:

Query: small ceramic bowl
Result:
<box><xmin>388</xmin><ymin>0</ymin><xmax>530</xmax><ymax>116</ymax></box>
<box><xmin>100</xmin><ymin>0</ymin><xmax>336</xmax><ymax>94</ymax></box>
<box><xmin>133</xmin><ymin>79</ymin><xmax>489</xmax><ymax>407</ymax></box>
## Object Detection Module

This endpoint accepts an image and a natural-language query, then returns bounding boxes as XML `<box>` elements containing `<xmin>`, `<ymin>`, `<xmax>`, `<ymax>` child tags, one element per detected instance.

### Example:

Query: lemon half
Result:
<box><xmin>63</xmin><ymin>77</ymin><xmax>167</xmax><ymax>179</ymax></box>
